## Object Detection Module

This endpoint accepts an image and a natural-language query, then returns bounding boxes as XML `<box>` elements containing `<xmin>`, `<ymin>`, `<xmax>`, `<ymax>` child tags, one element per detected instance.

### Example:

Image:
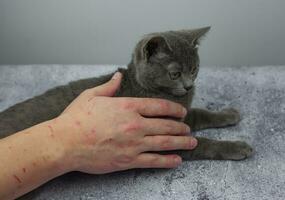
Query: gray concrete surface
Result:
<box><xmin>0</xmin><ymin>65</ymin><xmax>285</xmax><ymax>200</ymax></box>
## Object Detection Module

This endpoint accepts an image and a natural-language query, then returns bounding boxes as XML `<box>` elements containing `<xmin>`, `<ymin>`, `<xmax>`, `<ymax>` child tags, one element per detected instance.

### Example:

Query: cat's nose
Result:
<box><xmin>184</xmin><ymin>85</ymin><xmax>193</xmax><ymax>91</ymax></box>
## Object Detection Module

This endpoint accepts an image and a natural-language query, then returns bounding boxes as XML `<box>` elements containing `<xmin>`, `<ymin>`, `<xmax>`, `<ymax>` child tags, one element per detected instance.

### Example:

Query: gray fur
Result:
<box><xmin>0</xmin><ymin>27</ymin><xmax>253</xmax><ymax>161</ymax></box>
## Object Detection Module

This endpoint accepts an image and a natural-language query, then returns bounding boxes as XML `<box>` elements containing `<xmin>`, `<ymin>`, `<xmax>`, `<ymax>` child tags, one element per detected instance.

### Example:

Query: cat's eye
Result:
<box><xmin>169</xmin><ymin>72</ymin><xmax>181</xmax><ymax>80</ymax></box>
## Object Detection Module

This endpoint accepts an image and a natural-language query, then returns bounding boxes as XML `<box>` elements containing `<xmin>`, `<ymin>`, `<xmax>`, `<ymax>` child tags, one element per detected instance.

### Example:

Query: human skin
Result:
<box><xmin>0</xmin><ymin>72</ymin><xmax>197</xmax><ymax>199</ymax></box>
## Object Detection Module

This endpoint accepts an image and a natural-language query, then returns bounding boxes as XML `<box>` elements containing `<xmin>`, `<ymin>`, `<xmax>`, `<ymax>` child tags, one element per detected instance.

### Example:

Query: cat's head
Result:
<box><xmin>131</xmin><ymin>27</ymin><xmax>210</xmax><ymax>96</ymax></box>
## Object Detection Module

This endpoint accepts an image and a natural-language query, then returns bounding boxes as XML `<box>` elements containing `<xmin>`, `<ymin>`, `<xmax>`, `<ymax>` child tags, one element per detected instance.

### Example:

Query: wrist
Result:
<box><xmin>0</xmin><ymin>118</ymin><xmax>72</xmax><ymax>199</ymax></box>
<box><xmin>35</xmin><ymin>117</ymin><xmax>75</xmax><ymax>175</ymax></box>
<box><xmin>48</xmin><ymin>114</ymin><xmax>81</xmax><ymax>173</ymax></box>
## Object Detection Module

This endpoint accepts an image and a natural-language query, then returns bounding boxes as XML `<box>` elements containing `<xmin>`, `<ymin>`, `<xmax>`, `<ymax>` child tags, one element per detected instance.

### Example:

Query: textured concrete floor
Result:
<box><xmin>0</xmin><ymin>65</ymin><xmax>285</xmax><ymax>200</ymax></box>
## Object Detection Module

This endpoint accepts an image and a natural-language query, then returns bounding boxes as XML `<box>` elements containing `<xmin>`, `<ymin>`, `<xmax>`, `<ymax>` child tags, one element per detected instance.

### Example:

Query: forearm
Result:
<box><xmin>0</xmin><ymin>72</ymin><xmax>196</xmax><ymax>199</ymax></box>
<box><xmin>0</xmin><ymin>118</ymin><xmax>69</xmax><ymax>200</ymax></box>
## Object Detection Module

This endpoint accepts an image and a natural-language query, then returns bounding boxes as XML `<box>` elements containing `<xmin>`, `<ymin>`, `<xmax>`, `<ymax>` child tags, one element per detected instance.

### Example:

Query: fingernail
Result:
<box><xmin>112</xmin><ymin>72</ymin><xmax>121</xmax><ymax>80</ymax></box>
<box><xmin>186</xmin><ymin>125</ymin><xmax>191</xmax><ymax>134</ymax></box>
<box><xmin>190</xmin><ymin>138</ymin><xmax>198</xmax><ymax>149</ymax></box>
<box><xmin>174</xmin><ymin>156</ymin><xmax>182</xmax><ymax>165</ymax></box>
<box><xmin>182</xmin><ymin>107</ymin><xmax>187</xmax><ymax>116</ymax></box>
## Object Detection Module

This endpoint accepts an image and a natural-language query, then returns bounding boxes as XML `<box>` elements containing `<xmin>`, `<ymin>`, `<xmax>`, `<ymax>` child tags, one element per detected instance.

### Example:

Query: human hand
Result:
<box><xmin>54</xmin><ymin>72</ymin><xmax>197</xmax><ymax>174</ymax></box>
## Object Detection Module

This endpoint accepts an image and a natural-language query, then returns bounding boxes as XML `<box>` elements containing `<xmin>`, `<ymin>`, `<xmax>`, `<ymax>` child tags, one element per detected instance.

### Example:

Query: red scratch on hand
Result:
<box><xmin>48</xmin><ymin>125</ymin><xmax>54</xmax><ymax>133</ymax></box>
<box><xmin>88</xmin><ymin>96</ymin><xmax>95</xmax><ymax>102</ymax></box>
<box><xmin>13</xmin><ymin>175</ymin><xmax>22</xmax><ymax>184</ymax></box>
<box><xmin>75</xmin><ymin>120</ymin><xmax>81</xmax><ymax>127</ymax></box>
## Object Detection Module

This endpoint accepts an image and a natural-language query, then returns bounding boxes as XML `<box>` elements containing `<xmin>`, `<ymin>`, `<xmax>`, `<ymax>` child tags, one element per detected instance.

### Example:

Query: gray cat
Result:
<box><xmin>0</xmin><ymin>27</ymin><xmax>253</xmax><ymax>161</ymax></box>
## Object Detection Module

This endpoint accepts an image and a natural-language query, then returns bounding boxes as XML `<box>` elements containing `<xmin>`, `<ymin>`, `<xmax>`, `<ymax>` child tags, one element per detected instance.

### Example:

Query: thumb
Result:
<box><xmin>93</xmin><ymin>72</ymin><xmax>122</xmax><ymax>97</ymax></box>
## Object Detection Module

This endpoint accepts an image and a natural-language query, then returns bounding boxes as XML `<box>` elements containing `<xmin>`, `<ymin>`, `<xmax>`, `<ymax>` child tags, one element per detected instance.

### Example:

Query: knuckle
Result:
<box><xmin>120</xmin><ymin>99</ymin><xmax>136</xmax><ymax>110</ymax></box>
<box><xmin>150</xmin><ymin>156</ymin><xmax>160</xmax><ymax>165</ymax></box>
<box><xmin>182</xmin><ymin>124</ymin><xmax>190</xmax><ymax>134</ymax></box>
<box><xmin>113</xmin><ymin>151</ymin><xmax>136</xmax><ymax>168</ymax></box>
<box><xmin>164</xmin><ymin>122</ymin><xmax>175</xmax><ymax>134</ymax></box>
<box><xmin>123</xmin><ymin>139</ymin><xmax>143</xmax><ymax>152</ymax></box>
<box><xmin>166</xmin><ymin>155</ymin><xmax>179</xmax><ymax>167</ymax></box>
<box><xmin>180</xmin><ymin>106</ymin><xmax>187</xmax><ymax>117</ymax></box>
<box><xmin>185</xmin><ymin>137</ymin><xmax>193</xmax><ymax>148</ymax></box>
<box><xmin>159</xmin><ymin>100</ymin><xmax>170</xmax><ymax>111</ymax></box>
<box><xmin>179</xmin><ymin>124</ymin><xmax>185</xmax><ymax>134</ymax></box>
<box><xmin>122</xmin><ymin>119</ymin><xmax>142</xmax><ymax>133</ymax></box>
<box><xmin>160</xmin><ymin>136</ymin><xmax>172</xmax><ymax>148</ymax></box>
<box><xmin>165</xmin><ymin>121</ymin><xmax>188</xmax><ymax>135</ymax></box>
<box><xmin>116</xmin><ymin>154</ymin><xmax>133</xmax><ymax>164</ymax></box>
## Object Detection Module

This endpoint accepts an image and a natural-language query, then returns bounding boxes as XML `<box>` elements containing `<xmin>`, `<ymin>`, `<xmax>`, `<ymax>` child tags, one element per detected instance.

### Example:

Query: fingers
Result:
<box><xmin>88</xmin><ymin>72</ymin><xmax>122</xmax><ymax>97</ymax></box>
<box><xmin>142</xmin><ymin>135</ymin><xmax>197</xmax><ymax>152</ymax></box>
<box><xmin>132</xmin><ymin>153</ymin><xmax>182</xmax><ymax>168</ymax></box>
<box><xmin>142</xmin><ymin>118</ymin><xmax>190</xmax><ymax>136</ymax></box>
<box><xmin>121</xmin><ymin>98</ymin><xmax>187</xmax><ymax>119</ymax></box>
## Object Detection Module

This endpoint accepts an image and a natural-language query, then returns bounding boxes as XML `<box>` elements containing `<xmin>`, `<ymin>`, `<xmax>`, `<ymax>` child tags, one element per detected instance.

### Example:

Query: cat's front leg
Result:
<box><xmin>162</xmin><ymin>137</ymin><xmax>253</xmax><ymax>161</ymax></box>
<box><xmin>185</xmin><ymin>108</ymin><xmax>241</xmax><ymax>131</ymax></box>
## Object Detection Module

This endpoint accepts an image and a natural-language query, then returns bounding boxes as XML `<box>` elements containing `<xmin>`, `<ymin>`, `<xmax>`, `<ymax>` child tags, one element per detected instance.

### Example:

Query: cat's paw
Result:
<box><xmin>220</xmin><ymin>108</ymin><xmax>241</xmax><ymax>126</ymax></box>
<box><xmin>223</xmin><ymin>141</ymin><xmax>253</xmax><ymax>160</ymax></box>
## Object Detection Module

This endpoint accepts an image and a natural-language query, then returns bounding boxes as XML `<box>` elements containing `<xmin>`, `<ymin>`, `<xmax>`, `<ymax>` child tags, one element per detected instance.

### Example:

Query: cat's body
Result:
<box><xmin>0</xmin><ymin>27</ymin><xmax>253</xmax><ymax>161</ymax></box>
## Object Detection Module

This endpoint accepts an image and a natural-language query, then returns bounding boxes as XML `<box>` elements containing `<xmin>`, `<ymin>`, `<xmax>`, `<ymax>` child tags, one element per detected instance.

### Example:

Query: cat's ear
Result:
<box><xmin>187</xmin><ymin>26</ymin><xmax>211</xmax><ymax>48</ymax></box>
<box><xmin>176</xmin><ymin>26</ymin><xmax>211</xmax><ymax>48</ymax></box>
<box><xmin>144</xmin><ymin>36</ymin><xmax>170</xmax><ymax>60</ymax></box>
<box><xmin>134</xmin><ymin>35</ymin><xmax>172</xmax><ymax>63</ymax></box>
<box><xmin>191</xmin><ymin>26</ymin><xmax>211</xmax><ymax>46</ymax></box>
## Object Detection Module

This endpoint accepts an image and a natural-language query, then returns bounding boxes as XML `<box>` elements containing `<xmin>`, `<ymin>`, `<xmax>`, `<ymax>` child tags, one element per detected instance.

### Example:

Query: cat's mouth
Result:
<box><xmin>171</xmin><ymin>88</ymin><xmax>188</xmax><ymax>96</ymax></box>
<box><xmin>157</xmin><ymin>86</ymin><xmax>192</xmax><ymax>97</ymax></box>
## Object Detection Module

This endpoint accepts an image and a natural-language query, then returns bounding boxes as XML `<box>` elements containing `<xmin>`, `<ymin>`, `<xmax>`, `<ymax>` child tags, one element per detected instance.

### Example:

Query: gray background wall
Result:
<box><xmin>0</xmin><ymin>0</ymin><xmax>284</xmax><ymax>66</ymax></box>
